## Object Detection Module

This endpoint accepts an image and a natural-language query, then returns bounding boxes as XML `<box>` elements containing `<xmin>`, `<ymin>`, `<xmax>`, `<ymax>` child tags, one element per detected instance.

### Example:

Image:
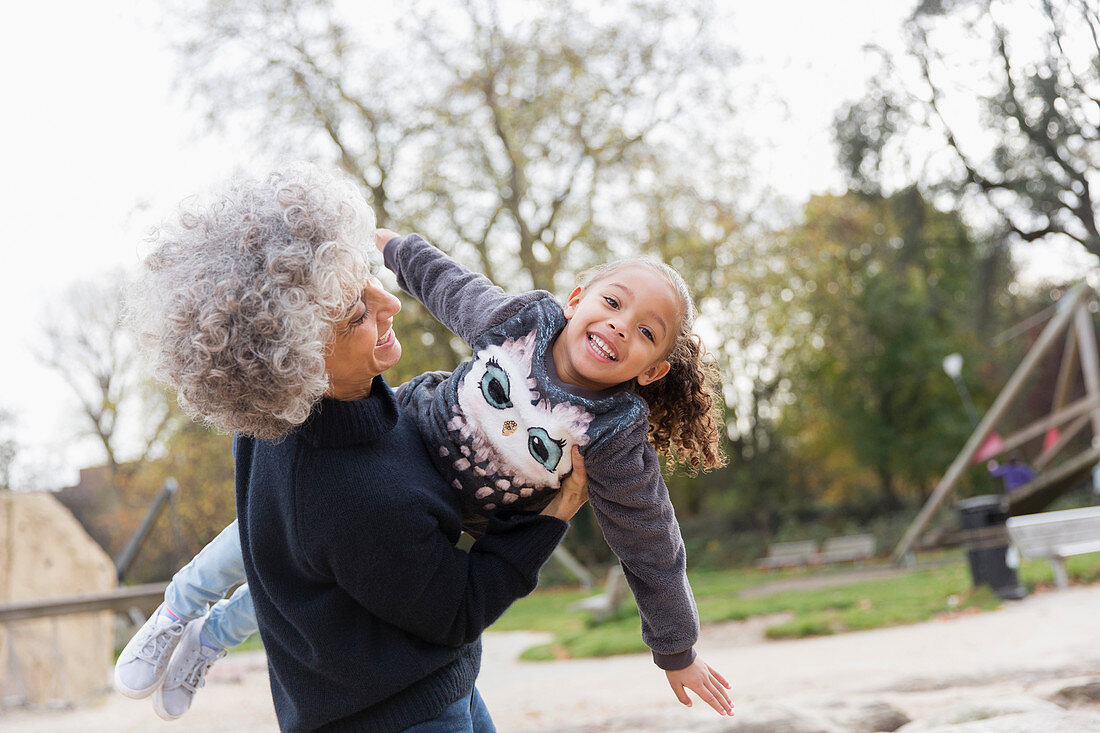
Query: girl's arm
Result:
<box><xmin>376</xmin><ymin>230</ymin><xmax>549</xmax><ymax>345</ymax></box>
<box><xmin>585</xmin><ymin>423</ymin><xmax>733</xmax><ymax>716</ymax></box>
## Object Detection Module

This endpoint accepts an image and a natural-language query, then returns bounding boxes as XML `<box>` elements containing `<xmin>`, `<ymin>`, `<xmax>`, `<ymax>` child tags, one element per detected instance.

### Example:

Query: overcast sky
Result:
<box><xmin>1</xmin><ymin>0</ymin><xmax>1090</xmax><ymax>488</ymax></box>
<box><xmin>2</xmin><ymin>1</ymin><xmax>249</xmax><ymax>486</ymax></box>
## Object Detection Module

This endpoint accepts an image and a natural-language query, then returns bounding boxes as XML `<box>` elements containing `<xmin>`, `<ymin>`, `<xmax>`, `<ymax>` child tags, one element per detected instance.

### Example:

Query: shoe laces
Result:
<box><xmin>180</xmin><ymin>647</ymin><xmax>227</xmax><ymax>693</ymax></box>
<box><xmin>136</xmin><ymin>621</ymin><xmax>185</xmax><ymax>664</ymax></box>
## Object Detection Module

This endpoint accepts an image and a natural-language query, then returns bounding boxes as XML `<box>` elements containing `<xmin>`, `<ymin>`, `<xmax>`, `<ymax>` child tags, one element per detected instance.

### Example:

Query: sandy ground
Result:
<box><xmin>4</xmin><ymin>583</ymin><xmax>1100</xmax><ymax>732</ymax></box>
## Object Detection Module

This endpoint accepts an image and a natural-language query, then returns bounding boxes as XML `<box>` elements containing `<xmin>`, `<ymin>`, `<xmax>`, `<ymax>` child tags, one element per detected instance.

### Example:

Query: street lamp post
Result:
<box><xmin>942</xmin><ymin>352</ymin><xmax>980</xmax><ymax>428</ymax></box>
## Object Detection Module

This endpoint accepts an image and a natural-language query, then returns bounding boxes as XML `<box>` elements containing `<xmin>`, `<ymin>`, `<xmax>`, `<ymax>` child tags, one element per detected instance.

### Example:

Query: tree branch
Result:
<box><xmin>286</xmin><ymin>42</ymin><xmax>393</xmax><ymax>223</ymax></box>
<box><xmin>1042</xmin><ymin>0</ymin><xmax>1100</xmax><ymax>123</ymax></box>
<box><xmin>993</xmin><ymin>31</ymin><xmax>1083</xmax><ymax>188</ymax></box>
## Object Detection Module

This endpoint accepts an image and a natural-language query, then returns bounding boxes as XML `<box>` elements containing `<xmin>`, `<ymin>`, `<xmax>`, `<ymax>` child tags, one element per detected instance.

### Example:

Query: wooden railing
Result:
<box><xmin>0</xmin><ymin>583</ymin><xmax>167</xmax><ymax>623</ymax></box>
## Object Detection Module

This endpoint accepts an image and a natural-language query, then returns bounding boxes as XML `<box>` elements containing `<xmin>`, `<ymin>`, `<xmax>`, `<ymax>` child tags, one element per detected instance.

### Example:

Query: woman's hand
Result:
<box><xmin>374</xmin><ymin>228</ymin><xmax>401</xmax><ymax>253</ymax></box>
<box><xmin>540</xmin><ymin>447</ymin><xmax>588</xmax><ymax>522</ymax></box>
<box><xmin>665</xmin><ymin>657</ymin><xmax>734</xmax><ymax>717</ymax></box>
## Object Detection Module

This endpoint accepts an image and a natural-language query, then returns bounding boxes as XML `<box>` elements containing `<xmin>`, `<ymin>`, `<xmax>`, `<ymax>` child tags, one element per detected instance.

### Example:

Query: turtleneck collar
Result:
<box><xmin>298</xmin><ymin>375</ymin><xmax>400</xmax><ymax>448</ymax></box>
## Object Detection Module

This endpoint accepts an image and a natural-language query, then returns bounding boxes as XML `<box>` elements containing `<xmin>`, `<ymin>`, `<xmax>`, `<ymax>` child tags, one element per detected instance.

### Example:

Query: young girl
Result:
<box><xmin>116</xmin><ymin>227</ymin><xmax>732</xmax><ymax>720</ymax></box>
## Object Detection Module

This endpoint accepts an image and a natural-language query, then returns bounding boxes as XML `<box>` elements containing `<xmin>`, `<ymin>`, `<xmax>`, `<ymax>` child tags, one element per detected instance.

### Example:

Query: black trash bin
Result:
<box><xmin>957</xmin><ymin>495</ymin><xmax>1026</xmax><ymax>600</ymax></box>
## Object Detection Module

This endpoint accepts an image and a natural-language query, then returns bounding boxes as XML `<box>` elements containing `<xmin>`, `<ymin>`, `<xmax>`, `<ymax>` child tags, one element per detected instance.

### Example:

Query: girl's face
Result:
<box><xmin>554</xmin><ymin>263</ymin><xmax>680</xmax><ymax>392</ymax></box>
<box><xmin>325</xmin><ymin>275</ymin><xmax>403</xmax><ymax>400</ymax></box>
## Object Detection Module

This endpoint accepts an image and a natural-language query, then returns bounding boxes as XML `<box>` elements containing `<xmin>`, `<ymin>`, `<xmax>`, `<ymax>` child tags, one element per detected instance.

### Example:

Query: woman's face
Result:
<box><xmin>324</xmin><ymin>275</ymin><xmax>402</xmax><ymax>400</ymax></box>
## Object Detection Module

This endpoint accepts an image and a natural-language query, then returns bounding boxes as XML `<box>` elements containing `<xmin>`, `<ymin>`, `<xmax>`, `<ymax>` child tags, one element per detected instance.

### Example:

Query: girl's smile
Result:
<box><xmin>586</xmin><ymin>332</ymin><xmax>618</xmax><ymax>361</ymax></box>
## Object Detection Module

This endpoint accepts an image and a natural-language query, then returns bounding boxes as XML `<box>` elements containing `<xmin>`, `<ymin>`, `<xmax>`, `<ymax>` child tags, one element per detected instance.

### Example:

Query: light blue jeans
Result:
<box><xmin>163</xmin><ymin>520</ymin><xmax>257</xmax><ymax>649</ymax></box>
<box><xmin>401</xmin><ymin>687</ymin><xmax>496</xmax><ymax>733</ymax></box>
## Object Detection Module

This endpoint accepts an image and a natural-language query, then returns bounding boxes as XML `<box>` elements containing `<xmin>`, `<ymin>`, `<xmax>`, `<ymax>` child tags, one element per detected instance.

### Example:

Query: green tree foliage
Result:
<box><xmin>838</xmin><ymin>0</ymin><xmax>1100</xmax><ymax>260</ymax></box>
<box><xmin>122</xmin><ymin>419</ymin><xmax>237</xmax><ymax>583</ymax></box>
<box><xmin>52</xmin><ymin>398</ymin><xmax>237</xmax><ymax>583</ymax></box>
<box><xmin>770</xmin><ymin>190</ymin><xmax>1015</xmax><ymax>515</ymax></box>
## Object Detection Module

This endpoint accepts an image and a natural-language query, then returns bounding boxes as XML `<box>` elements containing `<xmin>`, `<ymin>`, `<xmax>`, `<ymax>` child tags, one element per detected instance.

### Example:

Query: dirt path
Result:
<box><xmin>4</xmin><ymin>584</ymin><xmax>1100</xmax><ymax>731</ymax></box>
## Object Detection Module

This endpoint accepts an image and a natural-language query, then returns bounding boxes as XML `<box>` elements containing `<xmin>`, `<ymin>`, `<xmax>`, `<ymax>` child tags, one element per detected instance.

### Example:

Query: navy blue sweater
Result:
<box><xmin>235</xmin><ymin>376</ymin><xmax>568</xmax><ymax>732</ymax></box>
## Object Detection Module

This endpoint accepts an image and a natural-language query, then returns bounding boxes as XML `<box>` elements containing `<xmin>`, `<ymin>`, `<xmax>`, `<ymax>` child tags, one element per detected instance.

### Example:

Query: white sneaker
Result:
<box><xmin>114</xmin><ymin>604</ymin><xmax>188</xmax><ymax>699</ymax></box>
<box><xmin>152</xmin><ymin>617</ymin><xmax>226</xmax><ymax>720</ymax></box>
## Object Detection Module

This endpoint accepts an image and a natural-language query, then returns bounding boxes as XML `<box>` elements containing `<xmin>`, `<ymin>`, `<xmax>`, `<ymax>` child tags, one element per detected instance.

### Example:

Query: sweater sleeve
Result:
<box><xmin>585</xmin><ymin>422</ymin><xmax>700</xmax><ymax>671</ymax></box>
<box><xmin>299</xmin><ymin>475</ymin><xmax>568</xmax><ymax>648</ymax></box>
<box><xmin>383</xmin><ymin>234</ymin><xmax>550</xmax><ymax>345</ymax></box>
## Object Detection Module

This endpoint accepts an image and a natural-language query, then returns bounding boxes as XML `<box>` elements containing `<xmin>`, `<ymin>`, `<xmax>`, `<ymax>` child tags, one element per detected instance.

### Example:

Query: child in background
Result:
<box><xmin>116</xmin><ymin>225</ymin><xmax>732</xmax><ymax>719</ymax></box>
<box><xmin>987</xmin><ymin>457</ymin><xmax>1037</xmax><ymax>493</ymax></box>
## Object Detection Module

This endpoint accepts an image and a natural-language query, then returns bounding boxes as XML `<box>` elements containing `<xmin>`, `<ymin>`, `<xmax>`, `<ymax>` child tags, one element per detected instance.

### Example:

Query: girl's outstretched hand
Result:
<box><xmin>665</xmin><ymin>657</ymin><xmax>733</xmax><ymax>717</ymax></box>
<box><xmin>374</xmin><ymin>228</ymin><xmax>401</xmax><ymax>253</ymax></box>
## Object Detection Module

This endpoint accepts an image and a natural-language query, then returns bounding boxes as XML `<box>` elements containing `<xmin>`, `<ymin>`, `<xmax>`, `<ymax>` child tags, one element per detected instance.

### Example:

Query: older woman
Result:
<box><xmin>123</xmin><ymin>165</ymin><xmax>587</xmax><ymax>732</ymax></box>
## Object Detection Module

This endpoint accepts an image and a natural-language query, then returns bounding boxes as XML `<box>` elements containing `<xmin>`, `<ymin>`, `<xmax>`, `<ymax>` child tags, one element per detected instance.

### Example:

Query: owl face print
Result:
<box><xmin>449</xmin><ymin>331</ymin><xmax>593</xmax><ymax>489</ymax></box>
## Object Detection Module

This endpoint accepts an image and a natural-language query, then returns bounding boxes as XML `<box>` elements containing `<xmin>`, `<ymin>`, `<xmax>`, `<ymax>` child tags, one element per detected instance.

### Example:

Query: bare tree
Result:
<box><xmin>838</xmin><ymin>0</ymin><xmax>1100</xmax><ymax>260</ymax></box>
<box><xmin>0</xmin><ymin>409</ymin><xmax>16</xmax><ymax>491</ymax></box>
<box><xmin>38</xmin><ymin>272</ymin><xmax>177</xmax><ymax>478</ymax></box>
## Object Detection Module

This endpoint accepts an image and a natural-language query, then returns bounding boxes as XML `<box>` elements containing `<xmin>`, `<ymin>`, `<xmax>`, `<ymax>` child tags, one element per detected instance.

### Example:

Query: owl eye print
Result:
<box><xmin>448</xmin><ymin>331</ymin><xmax>594</xmax><ymax>489</ymax></box>
<box><xmin>480</xmin><ymin>359</ymin><xmax>513</xmax><ymax>409</ymax></box>
<box><xmin>526</xmin><ymin>427</ymin><xmax>566</xmax><ymax>472</ymax></box>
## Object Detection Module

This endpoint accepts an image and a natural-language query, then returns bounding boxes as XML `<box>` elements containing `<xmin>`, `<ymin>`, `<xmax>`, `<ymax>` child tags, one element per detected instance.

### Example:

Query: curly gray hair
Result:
<box><xmin>128</xmin><ymin>164</ymin><xmax>375</xmax><ymax>439</ymax></box>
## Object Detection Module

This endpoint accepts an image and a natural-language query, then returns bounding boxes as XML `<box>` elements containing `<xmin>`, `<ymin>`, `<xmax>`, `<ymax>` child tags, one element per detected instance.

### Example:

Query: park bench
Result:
<box><xmin>568</xmin><ymin>566</ymin><xmax>629</xmax><ymax>621</ymax></box>
<box><xmin>819</xmin><ymin>534</ymin><xmax>876</xmax><ymax>564</ymax></box>
<box><xmin>755</xmin><ymin>540</ymin><xmax>818</xmax><ymax>569</ymax></box>
<box><xmin>1006</xmin><ymin>506</ymin><xmax>1100</xmax><ymax>589</ymax></box>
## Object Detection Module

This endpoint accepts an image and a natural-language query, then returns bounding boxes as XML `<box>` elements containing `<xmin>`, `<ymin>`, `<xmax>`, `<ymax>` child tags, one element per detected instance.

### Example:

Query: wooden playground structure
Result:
<box><xmin>894</xmin><ymin>281</ymin><xmax>1100</xmax><ymax>562</ymax></box>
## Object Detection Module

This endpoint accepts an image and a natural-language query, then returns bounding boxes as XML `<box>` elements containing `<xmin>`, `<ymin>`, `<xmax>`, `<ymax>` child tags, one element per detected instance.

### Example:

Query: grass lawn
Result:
<box><xmin>493</xmin><ymin>551</ymin><xmax>1100</xmax><ymax>662</ymax></box>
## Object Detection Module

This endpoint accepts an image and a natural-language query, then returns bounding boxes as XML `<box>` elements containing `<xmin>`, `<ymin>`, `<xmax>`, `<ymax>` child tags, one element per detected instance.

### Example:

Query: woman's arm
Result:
<box><xmin>303</xmin><ymin>447</ymin><xmax>587</xmax><ymax>648</ymax></box>
<box><xmin>375</xmin><ymin>230</ymin><xmax>549</xmax><ymax>345</ymax></box>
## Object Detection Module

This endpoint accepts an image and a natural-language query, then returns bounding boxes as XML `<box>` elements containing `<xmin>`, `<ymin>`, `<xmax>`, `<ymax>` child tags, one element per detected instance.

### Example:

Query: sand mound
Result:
<box><xmin>0</xmin><ymin>491</ymin><xmax>117</xmax><ymax>708</ymax></box>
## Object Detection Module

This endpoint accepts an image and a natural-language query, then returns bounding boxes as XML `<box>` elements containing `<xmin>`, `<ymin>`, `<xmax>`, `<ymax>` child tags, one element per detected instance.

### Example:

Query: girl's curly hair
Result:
<box><xmin>581</xmin><ymin>259</ymin><xmax>727</xmax><ymax>473</ymax></box>
<box><xmin>127</xmin><ymin>163</ymin><xmax>374</xmax><ymax>439</ymax></box>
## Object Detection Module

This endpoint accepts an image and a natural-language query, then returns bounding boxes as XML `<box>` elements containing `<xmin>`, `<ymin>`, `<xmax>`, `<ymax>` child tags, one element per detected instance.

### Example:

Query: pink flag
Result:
<box><xmin>1042</xmin><ymin>427</ymin><xmax>1061</xmax><ymax>452</ymax></box>
<box><xmin>973</xmin><ymin>432</ymin><xmax>1004</xmax><ymax>463</ymax></box>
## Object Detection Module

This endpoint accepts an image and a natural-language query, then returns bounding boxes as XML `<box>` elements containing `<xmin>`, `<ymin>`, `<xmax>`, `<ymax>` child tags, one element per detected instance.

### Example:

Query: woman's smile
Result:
<box><xmin>325</xmin><ymin>281</ymin><xmax>403</xmax><ymax>399</ymax></box>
